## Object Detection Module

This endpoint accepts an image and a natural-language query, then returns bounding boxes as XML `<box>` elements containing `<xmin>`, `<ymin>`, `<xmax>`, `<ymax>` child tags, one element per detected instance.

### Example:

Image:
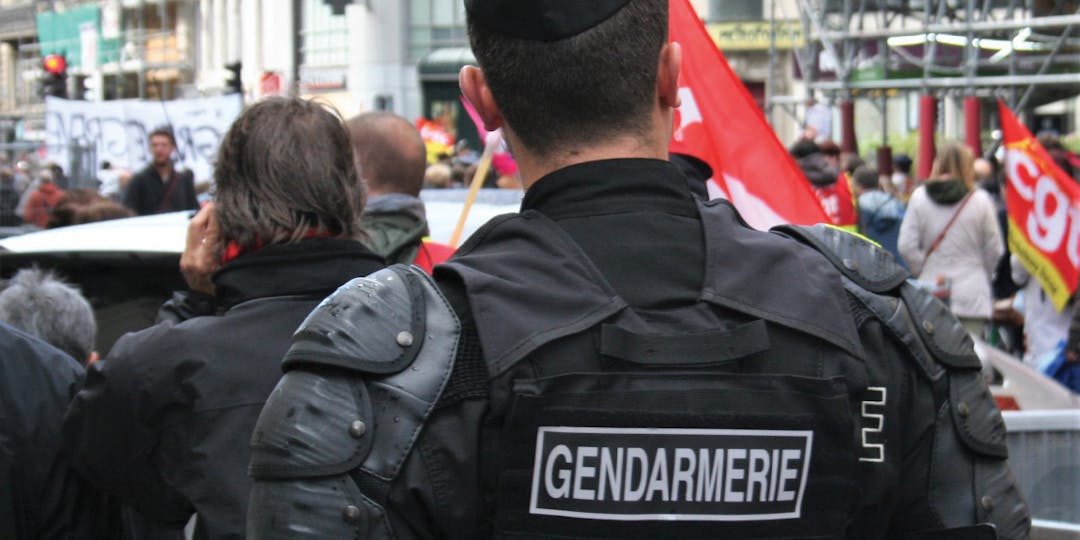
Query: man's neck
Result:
<box><xmin>154</xmin><ymin>162</ymin><xmax>173</xmax><ymax>181</ymax></box>
<box><xmin>515</xmin><ymin>137</ymin><xmax>668</xmax><ymax>190</ymax></box>
<box><xmin>509</xmin><ymin>107</ymin><xmax>674</xmax><ymax>190</ymax></box>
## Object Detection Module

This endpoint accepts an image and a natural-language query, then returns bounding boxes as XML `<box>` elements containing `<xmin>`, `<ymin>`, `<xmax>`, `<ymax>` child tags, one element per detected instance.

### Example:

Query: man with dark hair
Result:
<box><xmin>891</xmin><ymin>152</ymin><xmax>915</xmax><ymax>201</ymax></box>
<box><xmin>123</xmin><ymin>126</ymin><xmax>199</xmax><ymax>215</ymax></box>
<box><xmin>790</xmin><ymin>139</ymin><xmax>858</xmax><ymax>232</ymax></box>
<box><xmin>248</xmin><ymin>2</ymin><xmax>1028</xmax><ymax>539</ymax></box>
<box><xmin>64</xmin><ymin>98</ymin><xmax>384</xmax><ymax>540</ymax></box>
<box><xmin>347</xmin><ymin>111</ymin><xmax>455</xmax><ymax>271</ymax></box>
<box><xmin>852</xmin><ymin>166</ymin><xmax>905</xmax><ymax>269</ymax></box>
<box><xmin>0</xmin><ymin>267</ymin><xmax>97</xmax><ymax>364</ymax></box>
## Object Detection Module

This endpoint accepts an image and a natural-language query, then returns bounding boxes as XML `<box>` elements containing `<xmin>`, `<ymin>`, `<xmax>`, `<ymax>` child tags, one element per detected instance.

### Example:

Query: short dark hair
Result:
<box><xmin>789</xmin><ymin>139</ymin><xmax>820</xmax><ymax>159</ymax></box>
<box><xmin>213</xmin><ymin>98</ymin><xmax>358</xmax><ymax>248</ymax></box>
<box><xmin>346</xmin><ymin>112</ymin><xmax>427</xmax><ymax>197</ymax></box>
<box><xmin>818</xmin><ymin>140</ymin><xmax>841</xmax><ymax>157</ymax></box>
<box><xmin>842</xmin><ymin>154</ymin><xmax>865</xmax><ymax>176</ymax></box>
<box><xmin>149</xmin><ymin>126</ymin><xmax>176</xmax><ymax>147</ymax></box>
<box><xmin>893</xmin><ymin>153</ymin><xmax>913</xmax><ymax>174</ymax></box>
<box><xmin>853</xmin><ymin>166</ymin><xmax>880</xmax><ymax>191</ymax></box>
<box><xmin>467</xmin><ymin>0</ymin><xmax>668</xmax><ymax>157</ymax></box>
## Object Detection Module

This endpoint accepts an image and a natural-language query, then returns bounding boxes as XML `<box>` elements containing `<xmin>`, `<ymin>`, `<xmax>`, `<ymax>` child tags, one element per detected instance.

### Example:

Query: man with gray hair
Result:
<box><xmin>0</xmin><ymin>267</ymin><xmax>97</xmax><ymax>364</ymax></box>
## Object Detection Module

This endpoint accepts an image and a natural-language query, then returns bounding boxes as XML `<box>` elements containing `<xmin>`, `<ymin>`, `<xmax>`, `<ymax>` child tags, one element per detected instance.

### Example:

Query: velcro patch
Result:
<box><xmin>529</xmin><ymin>427</ymin><xmax>813</xmax><ymax>522</ymax></box>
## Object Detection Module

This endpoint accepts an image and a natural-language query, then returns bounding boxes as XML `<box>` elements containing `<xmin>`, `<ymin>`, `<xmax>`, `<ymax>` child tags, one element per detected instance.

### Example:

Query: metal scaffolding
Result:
<box><xmin>770</xmin><ymin>0</ymin><xmax>1080</xmax><ymax>140</ymax></box>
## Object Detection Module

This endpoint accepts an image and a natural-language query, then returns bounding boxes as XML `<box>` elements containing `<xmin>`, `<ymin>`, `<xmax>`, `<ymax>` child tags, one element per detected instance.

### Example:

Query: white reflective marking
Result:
<box><xmin>859</xmin><ymin>387</ymin><xmax>887</xmax><ymax>463</ymax></box>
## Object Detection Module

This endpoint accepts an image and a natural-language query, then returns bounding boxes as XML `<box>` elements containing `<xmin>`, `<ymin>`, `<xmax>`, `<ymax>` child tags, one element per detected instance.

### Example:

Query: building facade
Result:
<box><xmin>8</xmin><ymin>0</ymin><xmax>1074</xmax><ymax>162</ymax></box>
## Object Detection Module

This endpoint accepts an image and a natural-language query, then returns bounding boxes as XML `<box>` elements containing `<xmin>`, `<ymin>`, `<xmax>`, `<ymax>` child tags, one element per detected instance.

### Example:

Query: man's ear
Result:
<box><xmin>460</xmin><ymin>66</ymin><xmax>503</xmax><ymax>132</ymax></box>
<box><xmin>657</xmin><ymin>42</ymin><xmax>682</xmax><ymax>109</ymax></box>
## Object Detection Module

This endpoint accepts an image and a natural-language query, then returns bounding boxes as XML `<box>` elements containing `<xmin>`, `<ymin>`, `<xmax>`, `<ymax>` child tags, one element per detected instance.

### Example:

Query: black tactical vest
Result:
<box><xmin>438</xmin><ymin>200</ymin><xmax>877</xmax><ymax>539</ymax></box>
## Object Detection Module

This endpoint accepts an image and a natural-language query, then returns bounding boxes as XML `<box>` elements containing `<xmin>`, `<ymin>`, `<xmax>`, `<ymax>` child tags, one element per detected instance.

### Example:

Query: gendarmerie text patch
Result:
<box><xmin>529</xmin><ymin>427</ymin><xmax>813</xmax><ymax>521</ymax></box>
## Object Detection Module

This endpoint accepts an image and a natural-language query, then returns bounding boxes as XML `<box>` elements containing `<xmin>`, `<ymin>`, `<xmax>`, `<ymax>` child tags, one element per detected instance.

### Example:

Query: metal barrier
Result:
<box><xmin>0</xmin><ymin>140</ymin><xmax>97</xmax><ymax>190</ymax></box>
<box><xmin>1002</xmin><ymin>410</ymin><xmax>1080</xmax><ymax>536</ymax></box>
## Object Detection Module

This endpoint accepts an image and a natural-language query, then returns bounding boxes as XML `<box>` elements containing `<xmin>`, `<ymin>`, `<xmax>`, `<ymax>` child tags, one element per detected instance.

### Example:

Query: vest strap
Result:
<box><xmin>599</xmin><ymin>320</ymin><xmax>769</xmax><ymax>366</ymax></box>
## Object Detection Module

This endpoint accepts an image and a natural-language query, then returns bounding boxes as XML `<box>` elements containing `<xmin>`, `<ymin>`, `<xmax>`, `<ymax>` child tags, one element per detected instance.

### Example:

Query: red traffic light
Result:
<box><xmin>43</xmin><ymin>54</ymin><xmax>66</xmax><ymax>75</ymax></box>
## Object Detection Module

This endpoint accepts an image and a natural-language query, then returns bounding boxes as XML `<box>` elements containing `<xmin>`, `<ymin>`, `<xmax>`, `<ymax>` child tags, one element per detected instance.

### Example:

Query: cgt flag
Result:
<box><xmin>417</xmin><ymin>118</ymin><xmax>455</xmax><ymax>165</ymax></box>
<box><xmin>1000</xmin><ymin>100</ymin><xmax>1080</xmax><ymax>310</ymax></box>
<box><xmin>668</xmin><ymin>0</ymin><xmax>827</xmax><ymax>229</ymax></box>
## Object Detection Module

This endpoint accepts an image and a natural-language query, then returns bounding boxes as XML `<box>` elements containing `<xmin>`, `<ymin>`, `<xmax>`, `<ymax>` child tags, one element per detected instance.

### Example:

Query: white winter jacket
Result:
<box><xmin>898</xmin><ymin>185</ymin><xmax>1004</xmax><ymax>319</ymax></box>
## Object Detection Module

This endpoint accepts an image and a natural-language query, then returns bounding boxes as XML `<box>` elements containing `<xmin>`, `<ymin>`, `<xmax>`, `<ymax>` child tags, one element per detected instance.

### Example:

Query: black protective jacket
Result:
<box><xmin>0</xmin><ymin>322</ymin><xmax>104</xmax><ymax>539</ymax></box>
<box><xmin>249</xmin><ymin>160</ymin><xmax>1030</xmax><ymax>539</ymax></box>
<box><xmin>64</xmin><ymin>239</ymin><xmax>383</xmax><ymax>540</ymax></box>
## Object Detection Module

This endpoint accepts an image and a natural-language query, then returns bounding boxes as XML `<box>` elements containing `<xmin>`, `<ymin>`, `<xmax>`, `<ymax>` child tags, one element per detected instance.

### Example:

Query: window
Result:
<box><xmin>301</xmin><ymin>0</ymin><xmax>348</xmax><ymax>67</ymax></box>
<box><xmin>408</xmin><ymin>0</ymin><xmax>467</xmax><ymax>61</ymax></box>
<box><xmin>708</xmin><ymin>0</ymin><xmax>763</xmax><ymax>21</ymax></box>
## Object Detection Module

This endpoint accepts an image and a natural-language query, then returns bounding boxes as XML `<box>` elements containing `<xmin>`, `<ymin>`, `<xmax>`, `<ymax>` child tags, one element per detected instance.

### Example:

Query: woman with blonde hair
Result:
<box><xmin>898</xmin><ymin>142</ymin><xmax>1003</xmax><ymax>336</ymax></box>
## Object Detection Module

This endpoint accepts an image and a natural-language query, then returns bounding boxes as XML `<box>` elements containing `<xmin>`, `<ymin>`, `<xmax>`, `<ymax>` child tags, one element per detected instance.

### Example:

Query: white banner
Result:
<box><xmin>44</xmin><ymin>95</ymin><xmax>244</xmax><ymax>184</ymax></box>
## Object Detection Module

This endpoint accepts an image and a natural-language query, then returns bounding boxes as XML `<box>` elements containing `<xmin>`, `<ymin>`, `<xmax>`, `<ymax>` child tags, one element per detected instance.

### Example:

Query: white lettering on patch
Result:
<box><xmin>529</xmin><ymin>427</ymin><xmax>814</xmax><ymax>521</ymax></box>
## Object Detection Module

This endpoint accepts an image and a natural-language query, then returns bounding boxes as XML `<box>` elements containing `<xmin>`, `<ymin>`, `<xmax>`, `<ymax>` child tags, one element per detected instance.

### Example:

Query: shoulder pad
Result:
<box><xmin>898</xmin><ymin>281</ymin><xmax>981</xmax><ymax>370</ymax></box>
<box><xmin>841</xmin><ymin>278</ymin><xmax>944</xmax><ymax>381</ymax></box>
<box><xmin>772</xmin><ymin>224</ymin><xmax>909</xmax><ymax>293</ymax></box>
<box><xmin>254</xmin><ymin>264</ymin><xmax>461</xmax><ymax>484</ymax></box>
<box><xmin>949</xmin><ymin>370</ymin><xmax>1009</xmax><ymax>458</ymax></box>
<box><xmin>283</xmin><ymin>265</ymin><xmax>457</xmax><ymax>375</ymax></box>
<box><xmin>249</xmin><ymin>370</ymin><xmax>371</xmax><ymax>480</ymax></box>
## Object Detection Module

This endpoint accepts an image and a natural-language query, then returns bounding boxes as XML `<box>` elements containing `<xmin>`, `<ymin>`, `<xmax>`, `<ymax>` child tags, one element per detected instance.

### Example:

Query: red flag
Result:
<box><xmin>668</xmin><ymin>0</ymin><xmax>827</xmax><ymax>229</ymax></box>
<box><xmin>1000</xmin><ymin>100</ymin><xmax>1080</xmax><ymax>310</ymax></box>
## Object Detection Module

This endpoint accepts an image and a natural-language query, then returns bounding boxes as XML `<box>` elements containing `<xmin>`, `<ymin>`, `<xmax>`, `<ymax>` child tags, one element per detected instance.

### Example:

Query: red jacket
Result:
<box><xmin>23</xmin><ymin>182</ymin><xmax>66</xmax><ymax>228</ymax></box>
<box><xmin>414</xmin><ymin>239</ymin><xmax>455</xmax><ymax>273</ymax></box>
<box><xmin>813</xmin><ymin>172</ymin><xmax>858</xmax><ymax>230</ymax></box>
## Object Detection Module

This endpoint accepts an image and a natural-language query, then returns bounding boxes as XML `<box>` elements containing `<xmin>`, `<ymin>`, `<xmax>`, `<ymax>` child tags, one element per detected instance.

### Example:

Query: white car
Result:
<box><xmin>0</xmin><ymin>189</ymin><xmax>522</xmax><ymax>354</ymax></box>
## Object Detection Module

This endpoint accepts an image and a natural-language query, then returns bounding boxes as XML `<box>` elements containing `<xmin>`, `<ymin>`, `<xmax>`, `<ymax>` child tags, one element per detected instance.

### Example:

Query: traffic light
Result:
<box><xmin>323</xmin><ymin>0</ymin><xmax>352</xmax><ymax>15</ymax></box>
<box><xmin>224</xmin><ymin>62</ymin><xmax>242</xmax><ymax>95</ymax></box>
<box><xmin>41</xmin><ymin>54</ymin><xmax>67</xmax><ymax>98</ymax></box>
<box><xmin>78</xmin><ymin>75</ymin><xmax>99</xmax><ymax>101</ymax></box>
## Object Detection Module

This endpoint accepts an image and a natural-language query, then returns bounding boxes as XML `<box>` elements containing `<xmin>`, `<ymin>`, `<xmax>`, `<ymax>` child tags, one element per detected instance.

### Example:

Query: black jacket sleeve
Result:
<box><xmin>155</xmin><ymin>290</ymin><xmax>218</xmax><ymax>325</ymax></box>
<box><xmin>0</xmin><ymin>323</ymin><xmax>110</xmax><ymax>539</ymax></box>
<box><xmin>62</xmin><ymin>324</ymin><xmax>194</xmax><ymax>526</ymax></box>
<box><xmin>123</xmin><ymin>173</ymin><xmax>154</xmax><ymax>216</ymax></box>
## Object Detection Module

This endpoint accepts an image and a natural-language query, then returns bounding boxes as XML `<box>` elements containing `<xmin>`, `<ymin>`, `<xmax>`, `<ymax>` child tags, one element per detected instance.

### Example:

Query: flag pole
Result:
<box><xmin>449</xmin><ymin>132</ymin><xmax>499</xmax><ymax>248</ymax></box>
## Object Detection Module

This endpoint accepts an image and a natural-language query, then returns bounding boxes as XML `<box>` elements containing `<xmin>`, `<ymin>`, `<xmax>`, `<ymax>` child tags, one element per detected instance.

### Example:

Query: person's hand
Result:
<box><xmin>181</xmin><ymin>203</ymin><xmax>222</xmax><ymax>295</ymax></box>
<box><xmin>1067</xmin><ymin>348</ymin><xmax>1078</xmax><ymax>363</ymax></box>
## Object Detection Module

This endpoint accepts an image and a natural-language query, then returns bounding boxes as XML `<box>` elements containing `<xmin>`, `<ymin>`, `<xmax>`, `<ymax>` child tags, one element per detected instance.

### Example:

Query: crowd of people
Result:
<box><xmin>0</xmin><ymin>0</ymin><xmax>1054</xmax><ymax>538</ymax></box>
<box><xmin>791</xmin><ymin>129</ymin><xmax>1080</xmax><ymax>371</ymax></box>
<box><xmin>1</xmin><ymin>101</ymin><xmax>459</xmax><ymax>540</ymax></box>
<box><xmin>0</xmin><ymin>126</ymin><xmax>202</xmax><ymax>231</ymax></box>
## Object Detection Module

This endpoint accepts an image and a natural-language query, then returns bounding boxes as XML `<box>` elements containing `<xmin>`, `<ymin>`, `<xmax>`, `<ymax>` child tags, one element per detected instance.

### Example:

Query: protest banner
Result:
<box><xmin>45</xmin><ymin>95</ymin><xmax>243</xmax><ymax>184</ymax></box>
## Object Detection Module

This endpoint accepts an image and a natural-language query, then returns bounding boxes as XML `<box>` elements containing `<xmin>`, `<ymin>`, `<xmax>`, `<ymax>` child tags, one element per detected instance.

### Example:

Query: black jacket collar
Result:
<box><xmin>213</xmin><ymin>238</ymin><xmax>383</xmax><ymax>309</ymax></box>
<box><xmin>522</xmin><ymin>159</ymin><xmax>698</xmax><ymax>220</ymax></box>
<box><xmin>440</xmin><ymin>161</ymin><xmax>862</xmax><ymax>375</ymax></box>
